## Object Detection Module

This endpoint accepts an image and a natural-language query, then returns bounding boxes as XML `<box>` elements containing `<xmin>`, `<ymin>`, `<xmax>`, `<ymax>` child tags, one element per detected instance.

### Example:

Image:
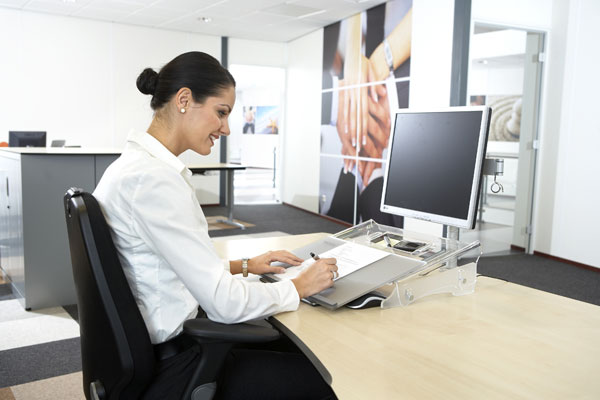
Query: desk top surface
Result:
<box><xmin>0</xmin><ymin>147</ymin><xmax>121</xmax><ymax>155</ymax></box>
<box><xmin>213</xmin><ymin>233</ymin><xmax>600</xmax><ymax>400</ymax></box>
<box><xmin>188</xmin><ymin>163</ymin><xmax>246</xmax><ymax>171</ymax></box>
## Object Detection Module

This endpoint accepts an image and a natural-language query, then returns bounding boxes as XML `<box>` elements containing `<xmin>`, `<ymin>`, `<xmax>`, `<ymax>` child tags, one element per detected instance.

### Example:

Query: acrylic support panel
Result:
<box><xmin>332</xmin><ymin>220</ymin><xmax>482</xmax><ymax>309</ymax></box>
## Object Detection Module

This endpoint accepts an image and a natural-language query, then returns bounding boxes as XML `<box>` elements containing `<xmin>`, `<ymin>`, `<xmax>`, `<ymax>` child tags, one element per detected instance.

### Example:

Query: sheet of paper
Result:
<box><xmin>275</xmin><ymin>258</ymin><xmax>315</xmax><ymax>281</ymax></box>
<box><xmin>321</xmin><ymin>242</ymin><xmax>389</xmax><ymax>280</ymax></box>
<box><xmin>274</xmin><ymin>242</ymin><xmax>389</xmax><ymax>281</ymax></box>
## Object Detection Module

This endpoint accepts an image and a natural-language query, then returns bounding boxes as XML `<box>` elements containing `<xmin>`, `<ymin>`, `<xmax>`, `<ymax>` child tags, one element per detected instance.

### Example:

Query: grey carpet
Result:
<box><xmin>204</xmin><ymin>204</ymin><xmax>349</xmax><ymax>238</ymax></box>
<box><xmin>478</xmin><ymin>253</ymin><xmax>600</xmax><ymax>306</ymax></box>
<box><xmin>0</xmin><ymin>337</ymin><xmax>81</xmax><ymax>387</ymax></box>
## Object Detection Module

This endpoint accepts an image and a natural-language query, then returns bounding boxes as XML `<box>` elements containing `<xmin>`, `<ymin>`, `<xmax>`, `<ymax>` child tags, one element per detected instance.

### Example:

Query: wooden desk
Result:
<box><xmin>213</xmin><ymin>234</ymin><xmax>600</xmax><ymax>399</ymax></box>
<box><xmin>188</xmin><ymin>163</ymin><xmax>246</xmax><ymax>229</ymax></box>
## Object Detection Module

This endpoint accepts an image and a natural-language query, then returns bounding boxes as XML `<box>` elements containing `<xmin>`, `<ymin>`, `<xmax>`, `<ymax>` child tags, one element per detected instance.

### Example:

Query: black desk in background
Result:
<box><xmin>187</xmin><ymin>163</ymin><xmax>246</xmax><ymax>229</ymax></box>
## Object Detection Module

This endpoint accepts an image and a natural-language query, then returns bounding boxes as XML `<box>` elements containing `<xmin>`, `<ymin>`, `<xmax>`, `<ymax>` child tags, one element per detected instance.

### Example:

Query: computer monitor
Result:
<box><xmin>380</xmin><ymin>106</ymin><xmax>492</xmax><ymax>230</ymax></box>
<box><xmin>9</xmin><ymin>131</ymin><xmax>47</xmax><ymax>147</ymax></box>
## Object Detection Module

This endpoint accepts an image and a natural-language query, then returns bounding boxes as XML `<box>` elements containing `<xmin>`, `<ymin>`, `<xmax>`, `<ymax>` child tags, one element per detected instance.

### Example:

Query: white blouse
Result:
<box><xmin>93</xmin><ymin>130</ymin><xmax>299</xmax><ymax>344</ymax></box>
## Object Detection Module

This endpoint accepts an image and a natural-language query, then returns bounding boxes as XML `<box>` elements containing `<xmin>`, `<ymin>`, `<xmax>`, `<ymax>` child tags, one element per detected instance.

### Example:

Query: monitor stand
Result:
<box><xmin>333</xmin><ymin>220</ymin><xmax>482</xmax><ymax>310</ymax></box>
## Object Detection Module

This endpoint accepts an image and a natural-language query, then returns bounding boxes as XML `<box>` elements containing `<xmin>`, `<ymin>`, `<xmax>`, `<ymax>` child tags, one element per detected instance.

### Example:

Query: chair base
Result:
<box><xmin>191</xmin><ymin>382</ymin><xmax>217</xmax><ymax>400</ymax></box>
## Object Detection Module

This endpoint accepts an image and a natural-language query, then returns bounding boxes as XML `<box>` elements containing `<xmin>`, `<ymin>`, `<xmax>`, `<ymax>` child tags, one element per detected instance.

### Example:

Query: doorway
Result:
<box><xmin>460</xmin><ymin>23</ymin><xmax>545</xmax><ymax>255</ymax></box>
<box><xmin>227</xmin><ymin>64</ymin><xmax>285</xmax><ymax>204</ymax></box>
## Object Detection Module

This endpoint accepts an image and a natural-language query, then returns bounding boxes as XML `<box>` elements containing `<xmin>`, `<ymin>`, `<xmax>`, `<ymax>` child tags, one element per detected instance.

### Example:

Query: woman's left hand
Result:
<box><xmin>248</xmin><ymin>250</ymin><xmax>303</xmax><ymax>275</ymax></box>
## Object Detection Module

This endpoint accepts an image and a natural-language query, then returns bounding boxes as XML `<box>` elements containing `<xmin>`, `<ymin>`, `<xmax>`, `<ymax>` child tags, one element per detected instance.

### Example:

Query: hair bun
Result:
<box><xmin>136</xmin><ymin>68</ymin><xmax>159</xmax><ymax>95</ymax></box>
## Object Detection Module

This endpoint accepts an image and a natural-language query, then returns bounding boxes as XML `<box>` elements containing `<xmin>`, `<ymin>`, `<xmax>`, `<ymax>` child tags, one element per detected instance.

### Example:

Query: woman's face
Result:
<box><xmin>182</xmin><ymin>86</ymin><xmax>235</xmax><ymax>156</ymax></box>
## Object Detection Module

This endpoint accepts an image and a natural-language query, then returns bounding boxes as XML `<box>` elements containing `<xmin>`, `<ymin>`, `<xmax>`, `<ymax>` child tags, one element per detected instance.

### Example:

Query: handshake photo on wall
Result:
<box><xmin>319</xmin><ymin>0</ymin><xmax>413</xmax><ymax>227</ymax></box>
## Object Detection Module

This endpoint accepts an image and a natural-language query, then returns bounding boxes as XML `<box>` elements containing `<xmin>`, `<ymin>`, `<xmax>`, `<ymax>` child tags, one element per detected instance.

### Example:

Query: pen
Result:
<box><xmin>309</xmin><ymin>252</ymin><xmax>320</xmax><ymax>260</ymax></box>
<box><xmin>383</xmin><ymin>235</ymin><xmax>392</xmax><ymax>247</ymax></box>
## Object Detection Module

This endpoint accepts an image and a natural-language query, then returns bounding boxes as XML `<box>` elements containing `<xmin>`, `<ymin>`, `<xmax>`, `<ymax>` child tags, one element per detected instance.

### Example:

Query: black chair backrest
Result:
<box><xmin>64</xmin><ymin>188</ymin><xmax>155</xmax><ymax>399</ymax></box>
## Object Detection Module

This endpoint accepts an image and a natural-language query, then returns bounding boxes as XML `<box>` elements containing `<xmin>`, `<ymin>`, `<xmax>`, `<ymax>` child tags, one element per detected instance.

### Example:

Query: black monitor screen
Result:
<box><xmin>381</xmin><ymin>107</ymin><xmax>490</xmax><ymax>229</ymax></box>
<box><xmin>9</xmin><ymin>131</ymin><xmax>47</xmax><ymax>147</ymax></box>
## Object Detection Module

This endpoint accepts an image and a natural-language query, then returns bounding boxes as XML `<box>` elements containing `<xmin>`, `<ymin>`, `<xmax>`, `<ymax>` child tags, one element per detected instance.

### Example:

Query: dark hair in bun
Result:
<box><xmin>136</xmin><ymin>68</ymin><xmax>159</xmax><ymax>95</ymax></box>
<box><xmin>136</xmin><ymin>51</ymin><xmax>236</xmax><ymax>111</ymax></box>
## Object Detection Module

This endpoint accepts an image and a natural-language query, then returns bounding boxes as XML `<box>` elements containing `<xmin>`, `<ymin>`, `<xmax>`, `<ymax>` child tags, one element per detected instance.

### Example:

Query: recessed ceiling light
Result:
<box><xmin>62</xmin><ymin>0</ymin><xmax>77</xmax><ymax>3</ymax></box>
<box><xmin>198</xmin><ymin>17</ymin><xmax>212</xmax><ymax>23</ymax></box>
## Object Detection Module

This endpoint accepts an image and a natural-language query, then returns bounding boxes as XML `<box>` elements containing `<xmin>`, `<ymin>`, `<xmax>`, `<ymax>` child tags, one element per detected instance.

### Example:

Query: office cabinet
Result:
<box><xmin>0</xmin><ymin>149</ymin><xmax>119</xmax><ymax>309</ymax></box>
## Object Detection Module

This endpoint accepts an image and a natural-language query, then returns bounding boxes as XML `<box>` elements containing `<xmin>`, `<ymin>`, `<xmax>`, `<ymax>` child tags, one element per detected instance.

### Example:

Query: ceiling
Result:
<box><xmin>0</xmin><ymin>0</ymin><xmax>387</xmax><ymax>42</ymax></box>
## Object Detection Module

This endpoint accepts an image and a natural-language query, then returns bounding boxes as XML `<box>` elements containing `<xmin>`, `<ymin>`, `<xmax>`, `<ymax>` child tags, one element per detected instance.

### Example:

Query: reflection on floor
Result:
<box><xmin>461</xmin><ymin>221</ymin><xmax>522</xmax><ymax>257</ymax></box>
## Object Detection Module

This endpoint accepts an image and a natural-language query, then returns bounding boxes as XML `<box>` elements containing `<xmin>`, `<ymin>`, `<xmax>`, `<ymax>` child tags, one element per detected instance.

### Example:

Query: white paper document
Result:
<box><xmin>274</xmin><ymin>242</ymin><xmax>389</xmax><ymax>281</ymax></box>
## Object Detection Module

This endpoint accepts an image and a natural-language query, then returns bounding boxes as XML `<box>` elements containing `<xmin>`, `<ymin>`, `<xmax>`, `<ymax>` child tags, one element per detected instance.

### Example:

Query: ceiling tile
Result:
<box><xmin>0</xmin><ymin>0</ymin><xmax>389</xmax><ymax>42</ymax></box>
<box><xmin>84</xmin><ymin>0</ymin><xmax>144</xmax><ymax>13</ymax></box>
<box><xmin>152</xmin><ymin>0</ymin><xmax>214</xmax><ymax>12</ymax></box>
<box><xmin>120</xmin><ymin>12</ymin><xmax>167</xmax><ymax>27</ymax></box>
<box><xmin>23</xmin><ymin>0</ymin><xmax>91</xmax><ymax>15</ymax></box>
<box><xmin>72</xmin><ymin>6</ymin><xmax>131</xmax><ymax>21</ymax></box>
<box><xmin>195</xmin><ymin>4</ymin><xmax>254</xmax><ymax>20</ymax></box>
<box><xmin>0</xmin><ymin>0</ymin><xmax>31</xmax><ymax>8</ymax></box>
<box><xmin>129</xmin><ymin>5</ymin><xmax>183</xmax><ymax>21</ymax></box>
<box><xmin>262</xmin><ymin>3</ymin><xmax>322</xmax><ymax>18</ymax></box>
<box><xmin>235</xmin><ymin>11</ymin><xmax>295</xmax><ymax>27</ymax></box>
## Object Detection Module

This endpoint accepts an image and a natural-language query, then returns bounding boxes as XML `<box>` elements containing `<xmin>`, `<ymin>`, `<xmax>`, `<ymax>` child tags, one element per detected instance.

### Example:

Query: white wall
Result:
<box><xmin>403</xmin><ymin>0</ymin><xmax>456</xmax><ymax>236</ymax></box>
<box><xmin>473</xmin><ymin>0</ymin><xmax>600</xmax><ymax>267</ymax></box>
<box><xmin>547</xmin><ymin>0</ymin><xmax>600</xmax><ymax>267</ymax></box>
<box><xmin>0</xmin><ymin>8</ymin><xmax>223</xmax><ymax>203</ymax></box>
<box><xmin>282</xmin><ymin>29</ymin><xmax>323</xmax><ymax>213</ymax></box>
<box><xmin>533</xmin><ymin>0</ymin><xmax>569</xmax><ymax>259</ymax></box>
<box><xmin>228</xmin><ymin>38</ymin><xmax>287</xmax><ymax>68</ymax></box>
<box><xmin>0</xmin><ymin>11</ymin><xmax>113</xmax><ymax>147</ymax></box>
<box><xmin>409</xmin><ymin>0</ymin><xmax>455</xmax><ymax>109</ymax></box>
<box><xmin>472</xmin><ymin>0</ymin><xmax>553</xmax><ymax>30</ymax></box>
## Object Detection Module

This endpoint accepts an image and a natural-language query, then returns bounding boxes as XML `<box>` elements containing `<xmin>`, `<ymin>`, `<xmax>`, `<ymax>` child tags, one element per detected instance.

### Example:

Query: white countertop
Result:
<box><xmin>0</xmin><ymin>147</ymin><xmax>122</xmax><ymax>155</ymax></box>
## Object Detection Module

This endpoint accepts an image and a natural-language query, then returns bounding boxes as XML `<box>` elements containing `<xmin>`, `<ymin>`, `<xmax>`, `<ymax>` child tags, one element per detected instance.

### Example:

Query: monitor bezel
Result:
<box><xmin>8</xmin><ymin>131</ymin><xmax>47</xmax><ymax>148</ymax></box>
<box><xmin>379</xmin><ymin>106</ymin><xmax>491</xmax><ymax>230</ymax></box>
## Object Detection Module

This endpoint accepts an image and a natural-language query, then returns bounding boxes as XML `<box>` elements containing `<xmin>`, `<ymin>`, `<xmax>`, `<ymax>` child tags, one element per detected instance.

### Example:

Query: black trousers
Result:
<box><xmin>216</xmin><ymin>346</ymin><xmax>336</xmax><ymax>400</ymax></box>
<box><xmin>144</xmin><ymin>335</ymin><xmax>337</xmax><ymax>400</ymax></box>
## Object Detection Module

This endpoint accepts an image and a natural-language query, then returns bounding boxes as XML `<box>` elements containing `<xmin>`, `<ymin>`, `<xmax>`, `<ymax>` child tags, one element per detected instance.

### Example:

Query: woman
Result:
<box><xmin>94</xmin><ymin>51</ymin><xmax>337</xmax><ymax>399</ymax></box>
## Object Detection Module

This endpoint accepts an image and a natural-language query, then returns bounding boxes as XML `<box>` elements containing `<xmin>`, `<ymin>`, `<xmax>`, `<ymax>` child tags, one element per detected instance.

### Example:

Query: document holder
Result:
<box><xmin>331</xmin><ymin>220</ymin><xmax>482</xmax><ymax>309</ymax></box>
<box><xmin>263</xmin><ymin>220</ymin><xmax>481</xmax><ymax>309</ymax></box>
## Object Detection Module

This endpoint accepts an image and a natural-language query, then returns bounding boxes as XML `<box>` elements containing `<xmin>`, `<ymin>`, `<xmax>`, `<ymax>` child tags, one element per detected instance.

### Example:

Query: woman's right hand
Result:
<box><xmin>292</xmin><ymin>258</ymin><xmax>338</xmax><ymax>299</ymax></box>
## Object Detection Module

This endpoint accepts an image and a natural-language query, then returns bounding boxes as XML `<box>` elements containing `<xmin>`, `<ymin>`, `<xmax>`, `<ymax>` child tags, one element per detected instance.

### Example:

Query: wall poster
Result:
<box><xmin>319</xmin><ymin>0</ymin><xmax>413</xmax><ymax>226</ymax></box>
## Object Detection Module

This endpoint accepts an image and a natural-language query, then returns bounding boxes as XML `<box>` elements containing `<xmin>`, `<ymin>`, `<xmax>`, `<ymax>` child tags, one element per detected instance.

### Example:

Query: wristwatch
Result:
<box><xmin>242</xmin><ymin>258</ymin><xmax>249</xmax><ymax>277</ymax></box>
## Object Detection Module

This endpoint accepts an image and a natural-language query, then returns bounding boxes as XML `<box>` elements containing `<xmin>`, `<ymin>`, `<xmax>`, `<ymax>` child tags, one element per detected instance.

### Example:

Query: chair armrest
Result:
<box><xmin>183</xmin><ymin>318</ymin><xmax>280</xmax><ymax>344</ymax></box>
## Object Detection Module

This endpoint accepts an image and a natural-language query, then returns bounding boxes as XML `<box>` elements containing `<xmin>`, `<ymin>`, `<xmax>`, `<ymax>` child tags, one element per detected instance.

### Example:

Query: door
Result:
<box><xmin>463</xmin><ymin>24</ymin><xmax>545</xmax><ymax>255</ymax></box>
<box><xmin>228</xmin><ymin>64</ymin><xmax>285</xmax><ymax>204</ymax></box>
<box><xmin>512</xmin><ymin>32</ymin><xmax>544</xmax><ymax>252</ymax></box>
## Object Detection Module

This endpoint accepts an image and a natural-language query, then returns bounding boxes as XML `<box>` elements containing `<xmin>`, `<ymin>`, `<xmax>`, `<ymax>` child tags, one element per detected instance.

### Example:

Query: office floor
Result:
<box><xmin>0</xmin><ymin>230</ymin><xmax>294</xmax><ymax>400</ymax></box>
<box><xmin>0</xmin><ymin>204</ymin><xmax>598</xmax><ymax>397</ymax></box>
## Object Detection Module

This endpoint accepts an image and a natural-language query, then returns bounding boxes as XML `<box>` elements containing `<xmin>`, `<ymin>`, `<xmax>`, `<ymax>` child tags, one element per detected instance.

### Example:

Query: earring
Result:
<box><xmin>180</xmin><ymin>108</ymin><xmax>186</xmax><ymax>113</ymax></box>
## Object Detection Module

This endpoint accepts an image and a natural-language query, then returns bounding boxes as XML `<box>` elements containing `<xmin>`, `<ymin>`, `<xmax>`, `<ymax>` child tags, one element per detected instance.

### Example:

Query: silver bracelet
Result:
<box><xmin>384</xmin><ymin>38</ymin><xmax>394</xmax><ymax>72</ymax></box>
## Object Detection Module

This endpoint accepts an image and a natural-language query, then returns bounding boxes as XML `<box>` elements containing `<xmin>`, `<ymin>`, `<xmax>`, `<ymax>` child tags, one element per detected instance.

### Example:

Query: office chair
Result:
<box><xmin>63</xmin><ymin>188</ymin><xmax>280</xmax><ymax>400</ymax></box>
